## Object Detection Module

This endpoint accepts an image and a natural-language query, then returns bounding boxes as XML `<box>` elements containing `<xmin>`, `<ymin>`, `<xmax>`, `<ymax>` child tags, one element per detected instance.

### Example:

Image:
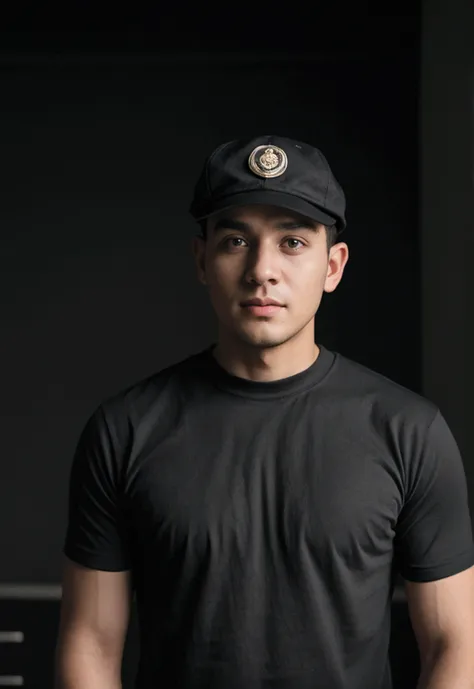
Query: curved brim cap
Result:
<box><xmin>194</xmin><ymin>190</ymin><xmax>338</xmax><ymax>228</ymax></box>
<box><xmin>189</xmin><ymin>135</ymin><xmax>347</xmax><ymax>232</ymax></box>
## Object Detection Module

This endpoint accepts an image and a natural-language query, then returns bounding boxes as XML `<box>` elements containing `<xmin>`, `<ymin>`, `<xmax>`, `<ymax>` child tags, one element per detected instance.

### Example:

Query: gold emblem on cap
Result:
<box><xmin>248</xmin><ymin>144</ymin><xmax>288</xmax><ymax>178</ymax></box>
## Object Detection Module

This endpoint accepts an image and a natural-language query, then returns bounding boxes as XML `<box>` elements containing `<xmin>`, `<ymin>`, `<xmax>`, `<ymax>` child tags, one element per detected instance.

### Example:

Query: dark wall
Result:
<box><xmin>0</xmin><ymin>13</ymin><xmax>420</xmax><ymax>584</ymax></box>
<box><xmin>420</xmin><ymin>0</ymin><xmax>474</xmax><ymax>501</ymax></box>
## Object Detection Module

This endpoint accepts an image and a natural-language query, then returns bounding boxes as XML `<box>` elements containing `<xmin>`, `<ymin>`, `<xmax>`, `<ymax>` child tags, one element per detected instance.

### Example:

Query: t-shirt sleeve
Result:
<box><xmin>395</xmin><ymin>408</ymin><xmax>474</xmax><ymax>582</ymax></box>
<box><xmin>63</xmin><ymin>404</ymin><xmax>132</xmax><ymax>572</ymax></box>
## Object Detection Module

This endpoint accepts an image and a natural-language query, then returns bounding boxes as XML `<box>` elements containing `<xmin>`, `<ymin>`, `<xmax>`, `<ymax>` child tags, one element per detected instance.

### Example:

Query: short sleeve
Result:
<box><xmin>63</xmin><ymin>404</ymin><xmax>131</xmax><ymax>571</ymax></box>
<box><xmin>395</xmin><ymin>409</ymin><xmax>474</xmax><ymax>582</ymax></box>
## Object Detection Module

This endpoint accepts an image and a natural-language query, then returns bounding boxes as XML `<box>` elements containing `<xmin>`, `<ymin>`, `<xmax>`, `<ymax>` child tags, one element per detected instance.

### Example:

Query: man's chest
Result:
<box><xmin>124</xmin><ymin>404</ymin><xmax>403</xmax><ymax>571</ymax></box>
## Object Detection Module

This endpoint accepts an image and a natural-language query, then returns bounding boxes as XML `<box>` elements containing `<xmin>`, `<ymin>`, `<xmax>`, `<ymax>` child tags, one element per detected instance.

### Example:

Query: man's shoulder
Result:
<box><xmin>330</xmin><ymin>349</ymin><xmax>438</xmax><ymax>428</ymax></box>
<box><xmin>97</xmin><ymin>346</ymin><xmax>210</xmax><ymax>422</ymax></box>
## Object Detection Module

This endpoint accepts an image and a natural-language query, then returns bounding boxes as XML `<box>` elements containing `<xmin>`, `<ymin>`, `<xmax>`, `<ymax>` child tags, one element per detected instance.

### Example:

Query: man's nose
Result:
<box><xmin>244</xmin><ymin>244</ymin><xmax>281</xmax><ymax>285</ymax></box>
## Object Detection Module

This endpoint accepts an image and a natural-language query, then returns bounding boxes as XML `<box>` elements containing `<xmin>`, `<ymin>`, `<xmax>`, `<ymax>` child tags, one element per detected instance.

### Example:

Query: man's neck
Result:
<box><xmin>211</xmin><ymin>340</ymin><xmax>320</xmax><ymax>383</ymax></box>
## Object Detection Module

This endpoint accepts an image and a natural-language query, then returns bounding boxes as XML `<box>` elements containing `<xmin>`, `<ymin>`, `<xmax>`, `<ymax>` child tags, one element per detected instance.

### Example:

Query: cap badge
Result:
<box><xmin>248</xmin><ymin>145</ymin><xmax>288</xmax><ymax>178</ymax></box>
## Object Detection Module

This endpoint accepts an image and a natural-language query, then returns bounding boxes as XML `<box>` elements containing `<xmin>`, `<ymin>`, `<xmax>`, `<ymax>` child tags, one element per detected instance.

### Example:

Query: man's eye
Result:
<box><xmin>224</xmin><ymin>237</ymin><xmax>246</xmax><ymax>247</ymax></box>
<box><xmin>222</xmin><ymin>237</ymin><xmax>304</xmax><ymax>250</ymax></box>
<box><xmin>285</xmin><ymin>238</ymin><xmax>304</xmax><ymax>250</ymax></box>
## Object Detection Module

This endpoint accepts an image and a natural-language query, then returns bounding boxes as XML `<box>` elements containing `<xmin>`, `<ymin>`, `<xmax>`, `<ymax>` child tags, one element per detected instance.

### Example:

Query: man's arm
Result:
<box><xmin>405</xmin><ymin>566</ymin><xmax>474</xmax><ymax>689</ymax></box>
<box><xmin>55</xmin><ymin>557</ymin><xmax>132</xmax><ymax>689</ymax></box>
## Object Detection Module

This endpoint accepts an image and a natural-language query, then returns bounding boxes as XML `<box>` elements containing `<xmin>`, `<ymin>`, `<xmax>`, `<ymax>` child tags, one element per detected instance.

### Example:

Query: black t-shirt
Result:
<box><xmin>64</xmin><ymin>344</ymin><xmax>474</xmax><ymax>689</ymax></box>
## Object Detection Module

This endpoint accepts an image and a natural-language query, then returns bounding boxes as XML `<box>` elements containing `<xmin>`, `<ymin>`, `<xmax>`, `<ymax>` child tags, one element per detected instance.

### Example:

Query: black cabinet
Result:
<box><xmin>0</xmin><ymin>600</ymin><xmax>60</xmax><ymax>688</ymax></box>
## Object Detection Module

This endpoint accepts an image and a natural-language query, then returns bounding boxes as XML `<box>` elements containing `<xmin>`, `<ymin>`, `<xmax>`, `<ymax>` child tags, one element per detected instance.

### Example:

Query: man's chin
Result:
<box><xmin>233</xmin><ymin>326</ymin><xmax>290</xmax><ymax>349</ymax></box>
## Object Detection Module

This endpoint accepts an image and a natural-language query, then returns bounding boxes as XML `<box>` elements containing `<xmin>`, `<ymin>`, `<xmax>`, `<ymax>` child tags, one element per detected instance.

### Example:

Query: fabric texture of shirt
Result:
<box><xmin>64</xmin><ymin>344</ymin><xmax>474</xmax><ymax>689</ymax></box>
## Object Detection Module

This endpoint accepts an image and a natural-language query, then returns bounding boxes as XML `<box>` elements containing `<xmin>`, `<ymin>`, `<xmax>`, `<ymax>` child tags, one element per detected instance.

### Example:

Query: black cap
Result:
<box><xmin>189</xmin><ymin>135</ymin><xmax>346</xmax><ymax>233</ymax></box>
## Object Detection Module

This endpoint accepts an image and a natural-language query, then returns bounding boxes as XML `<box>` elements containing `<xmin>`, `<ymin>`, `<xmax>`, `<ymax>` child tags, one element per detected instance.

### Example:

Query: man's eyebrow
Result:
<box><xmin>211</xmin><ymin>217</ymin><xmax>320</xmax><ymax>234</ymax></box>
<box><xmin>212</xmin><ymin>218</ymin><xmax>250</xmax><ymax>233</ymax></box>
<box><xmin>276</xmin><ymin>220</ymin><xmax>319</xmax><ymax>231</ymax></box>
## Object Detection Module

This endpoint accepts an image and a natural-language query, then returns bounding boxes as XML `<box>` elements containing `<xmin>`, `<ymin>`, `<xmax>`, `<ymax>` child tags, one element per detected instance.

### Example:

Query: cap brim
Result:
<box><xmin>195</xmin><ymin>190</ymin><xmax>339</xmax><ymax>229</ymax></box>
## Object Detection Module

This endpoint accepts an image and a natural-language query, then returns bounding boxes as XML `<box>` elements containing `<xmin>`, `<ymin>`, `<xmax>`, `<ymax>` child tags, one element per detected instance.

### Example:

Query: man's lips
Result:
<box><xmin>241</xmin><ymin>300</ymin><xmax>285</xmax><ymax>316</ymax></box>
<box><xmin>240</xmin><ymin>299</ymin><xmax>285</xmax><ymax>307</ymax></box>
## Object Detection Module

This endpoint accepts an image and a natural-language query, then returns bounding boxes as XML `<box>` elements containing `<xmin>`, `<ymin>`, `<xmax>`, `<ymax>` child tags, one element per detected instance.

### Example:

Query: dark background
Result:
<box><xmin>1</xmin><ymin>5</ymin><xmax>420</xmax><ymax>584</ymax></box>
<box><xmin>0</xmin><ymin>3</ymin><xmax>441</xmax><ymax>688</ymax></box>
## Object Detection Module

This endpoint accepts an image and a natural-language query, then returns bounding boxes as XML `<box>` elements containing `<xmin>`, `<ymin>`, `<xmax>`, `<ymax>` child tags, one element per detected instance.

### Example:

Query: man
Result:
<box><xmin>55</xmin><ymin>135</ymin><xmax>474</xmax><ymax>689</ymax></box>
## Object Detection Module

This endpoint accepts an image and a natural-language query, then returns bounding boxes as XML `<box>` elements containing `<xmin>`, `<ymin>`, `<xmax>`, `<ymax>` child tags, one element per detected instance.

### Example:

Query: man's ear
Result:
<box><xmin>323</xmin><ymin>242</ymin><xmax>349</xmax><ymax>294</ymax></box>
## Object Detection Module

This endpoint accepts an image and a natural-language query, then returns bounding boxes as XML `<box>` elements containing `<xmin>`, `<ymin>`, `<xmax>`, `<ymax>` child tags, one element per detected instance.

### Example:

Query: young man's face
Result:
<box><xmin>193</xmin><ymin>204</ymin><xmax>349</xmax><ymax>350</ymax></box>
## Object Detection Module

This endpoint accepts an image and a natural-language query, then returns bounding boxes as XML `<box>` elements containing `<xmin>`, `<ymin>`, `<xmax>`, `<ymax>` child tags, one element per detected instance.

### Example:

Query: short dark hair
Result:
<box><xmin>198</xmin><ymin>220</ymin><xmax>339</xmax><ymax>253</ymax></box>
<box><xmin>325</xmin><ymin>224</ymin><xmax>339</xmax><ymax>251</ymax></box>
